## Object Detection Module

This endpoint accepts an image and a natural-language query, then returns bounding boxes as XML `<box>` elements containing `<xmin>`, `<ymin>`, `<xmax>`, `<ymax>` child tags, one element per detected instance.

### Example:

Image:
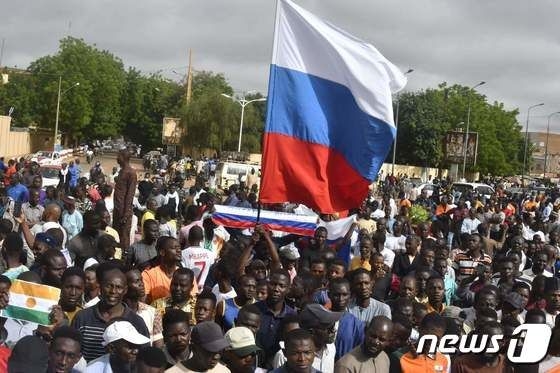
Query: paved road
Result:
<box><xmin>76</xmin><ymin>153</ymin><xmax>145</xmax><ymax>178</ymax></box>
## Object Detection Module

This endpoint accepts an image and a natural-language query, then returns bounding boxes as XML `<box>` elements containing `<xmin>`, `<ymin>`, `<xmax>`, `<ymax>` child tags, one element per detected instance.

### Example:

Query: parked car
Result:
<box><xmin>215</xmin><ymin>162</ymin><xmax>261</xmax><ymax>190</ymax></box>
<box><xmin>31</xmin><ymin>151</ymin><xmax>62</xmax><ymax>166</ymax></box>
<box><xmin>450</xmin><ymin>182</ymin><xmax>495</xmax><ymax>202</ymax></box>
<box><xmin>39</xmin><ymin>165</ymin><xmax>60</xmax><ymax>188</ymax></box>
<box><xmin>414</xmin><ymin>183</ymin><xmax>436</xmax><ymax>198</ymax></box>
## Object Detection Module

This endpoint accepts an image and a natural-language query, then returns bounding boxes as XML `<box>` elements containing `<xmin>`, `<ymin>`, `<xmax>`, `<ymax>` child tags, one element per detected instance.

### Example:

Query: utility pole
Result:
<box><xmin>185</xmin><ymin>49</ymin><xmax>193</xmax><ymax>104</ymax></box>
<box><xmin>0</xmin><ymin>38</ymin><xmax>5</xmax><ymax>68</ymax></box>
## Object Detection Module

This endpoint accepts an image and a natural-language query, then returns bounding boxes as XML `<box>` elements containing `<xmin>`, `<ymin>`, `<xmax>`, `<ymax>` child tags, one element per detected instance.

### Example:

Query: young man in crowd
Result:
<box><xmin>334</xmin><ymin>316</ymin><xmax>393</xmax><ymax>372</ymax></box>
<box><xmin>347</xmin><ymin>268</ymin><xmax>391</xmax><ymax>324</ymax></box>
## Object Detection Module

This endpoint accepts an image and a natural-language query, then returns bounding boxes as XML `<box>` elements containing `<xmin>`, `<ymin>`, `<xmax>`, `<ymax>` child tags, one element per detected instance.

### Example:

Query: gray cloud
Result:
<box><xmin>2</xmin><ymin>0</ymin><xmax>560</xmax><ymax>131</ymax></box>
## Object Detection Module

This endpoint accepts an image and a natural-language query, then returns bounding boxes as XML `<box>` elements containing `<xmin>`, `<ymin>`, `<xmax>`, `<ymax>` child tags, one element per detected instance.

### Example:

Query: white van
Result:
<box><xmin>215</xmin><ymin>162</ymin><xmax>260</xmax><ymax>190</ymax></box>
<box><xmin>450</xmin><ymin>182</ymin><xmax>495</xmax><ymax>202</ymax></box>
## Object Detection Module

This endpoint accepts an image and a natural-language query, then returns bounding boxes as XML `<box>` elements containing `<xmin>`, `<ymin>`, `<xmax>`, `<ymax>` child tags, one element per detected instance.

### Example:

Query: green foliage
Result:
<box><xmin>409</xmin><ymin>204</ymin><xmax>430</xmax><ymax>225</ymax></box>
<box><xmin>394</xmin><ymin>83</ymin><xmax>523</xmax><ymax>175</ymax></box>
<box><xmin>179</xmin><ymin>72</ymin><xmax>266</xmax><ymax>153</ymax></box>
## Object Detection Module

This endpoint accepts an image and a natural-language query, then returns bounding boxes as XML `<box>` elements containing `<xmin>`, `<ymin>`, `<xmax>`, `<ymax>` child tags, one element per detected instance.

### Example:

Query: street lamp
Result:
<box><xmin>54</xmin><ymin>77</ymin><xmax>80</xmax><ymax>150</ymax></box>
<box><xmin>462</xmin><ymin>81</ymin><xmax>485</xmax><ymax>180</ymax></box>
<box><xmin>522</xmin><ymin>103</ymin><xmax>545</xmax><ymax>185</ymax></box>
<box><xmin>391</xmin><ymin>68</ymin><xmax>414</xmax><ymax>176</ymax></box>
<box><xmin>221</xmin><ymin>93</ymin><xmax>267</xmax><ymax>152</ymax></box>
<box><xmin>544</xmin><ymin>111</ymin><xmax>560</xmax><ymax>178</ymax></box>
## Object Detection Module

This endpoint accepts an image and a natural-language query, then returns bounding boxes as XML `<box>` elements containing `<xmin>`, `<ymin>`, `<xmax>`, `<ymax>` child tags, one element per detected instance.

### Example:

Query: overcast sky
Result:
<box><xmin>2</xmin><ymin>0</ymin><xmax>560</xmax><ymax>132</ymax></box>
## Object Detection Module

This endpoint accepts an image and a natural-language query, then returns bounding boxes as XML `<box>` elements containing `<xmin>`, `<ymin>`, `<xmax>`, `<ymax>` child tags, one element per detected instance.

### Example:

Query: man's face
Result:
<box><xmin>61</xmin><ymin>275</ymin><xmax>84</xmax><ymax>310</ymax></box>
<box><xmin>533</xmin><ymin>254</ymin><xmax>548</xmax><ymax>273</ymax></box>
<box><xmin>467</xmin><ymin>235</ymin><xmax>481</xmax><ymax>251</ymax></box>
<box><xmin>164</xmin><ymin>321</ymin><xmax>190</xmax><ymax>354</ymax></box>
<box><xmin>500</xmin><ymin>261</ymin><xmax>514</xmax><ymax>279</ymax></box>
<box><xmin>161</xmin><ymin>239</ymin><xmax>182</xmax><ymax>263</ymax></box>
<box><xmin>44</xmin><ymin>256</ymin><xmax>67</xmax><ymax>287</ymax></box>
<box><xmin>329</xmin><ymin>283</ymin><xmax>351</xmax><ymax>312</ymax></box>
<box><xmin>195</xmin><ymin>299</ymin><xmax>215</xmax><ymax>323</ymax></box>
<box><xmin>372</xmin><ymin>256</ymin><xmax>385</xmax><ymax>272</ymax></box>
<box><xmin>255</xmin><ymin>284</ymin><xmax>268</xmax><ymax>301</ymax></box>
<box><xmin>313</xmin><ymin>230</ymin><xmax>327</xmax><ymax>248</ymax></box>
<box><xmin>48</xmin><ymin>337</ymin><xmax>82</xmax><ymax>373</ymax></box>
<box><xmin>352</xmin><ymin>273</ymin><xmax>372</xmax><ymax>300</ymax></box>
<box><xmin>310</xmin><ymin>263</ymin><xmax>326</xmax><ymax>278</ymax></box>
<box><xmin>421</xmin><ymin>249</ymin><xmax>435</xmax><ymax>268</ymax></box>
<box><xmin>224</xmin><ymin>349</ymin><xmax>256</xmax><ymax>373</ymax></box>
<box><xmin>434</xmin><ymin>259</ymin><xmax>447</xmax><ymax>277</ymax></box>
<box><xmin>427</xmin><ymin>279</ymin><xmax>444</xmax><ymax>304</ymax></box>
<box><xmin>327</xmin><ymin>264</ymin><xmax>345</xmax><ymax>281</ymax></box>
<box><xmin>285</xmin><ymin>339</ymin><xmax>315</xmax><ymax>373</ymax></box>
<box><xmin>100</xmin><ymin>270</ymin><xmax>128</xmax><ymax>307</ymax></box>
<box><xmin>547</xmin><ymin>290</ymin><xmax>560</xmax><ymax>310</ymax></box>
<box><xmin>236</xmin><ymin>312</ymin><xmax>261</xmax><ymax>336</ymax></box>
<box><xmin>31</xmin><ymin>242</ymin><xmax>49</xmax><ymax>262</ymax></box>
<box><xmin>143</xmin><ymin>223</ymin><xmax>160</xmax><ymax>243</ymax></box>
<box><xmin>111</xmin><ymin>340</ymin><xmax>140</xmax><ymax>364</ymax></box>
<box><xmin>405</xmin><ymin>237</ymin><xmax>418</xmax><ymax>254</ymax></box>
<box><xmin>191</xmin><ymin>346</ymin><xmax>221</xmax><ymax>371</ymax></box>
<box><xmin>84</xmin><ymin>270</ymin><xmax>98</xmax><ymax>291</ymax></box>
<box><xmin>390</xmin><ymin>323</ymin><xmax>411</xmax><ymax>351</ymax></box>
<box><xmin>360</xmin><ymin>240</ymin><xmax>372</xmax><ymax>258</ymax></box>
<box><xmin>126</xmin><ymin>271</ymin><xmax>145</xmax><ymax>300</ymax></box>
<box><xmin>30</xmin><ymin>190</ymin><xmax>40</xmax><ymax>206</ymax></box>
<box><xmin>415</xmin><ymin>271</ymin><xmax>430</xmax><ymax>294</ymax></box>
<box><xmin>512</xmin><ymin>237</ymin><xmax>524</xmax><ymax>251</ymax></box>
<box><xmin>476</xmin><ymin>293</ymin><xmax>497</xmax><ymax>310</ymax></box>
<box><xmin>267</xmin><ymin>274</ymin><xmax>290</xmax><ymax>303</ymax></box>
<box><xmin>399</xmin><ymin>279</ymin><xmax>417</xmax><ymax>299</ymax></box>
<box><xmin>365</xmin><ymin>322</ymin><xmax>392</xmax><ymax>358</ymax></box>
<box><xmin>238</xmin><ymin>276</ymin><xmax>256</xmax><ymax>300</ymax></box>
<box><xmin>171</xmin><ymin>274</ymin><xmax>193</xmax><ymax>303</ymax></box>
<box><xmin>397</xmin><ymin>305</ymin><xmax>414</xmax><ymax>325</ymax></box>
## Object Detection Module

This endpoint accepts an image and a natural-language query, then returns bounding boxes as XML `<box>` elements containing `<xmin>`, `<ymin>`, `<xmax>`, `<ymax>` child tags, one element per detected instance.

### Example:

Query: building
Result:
<box><xmin>529</xmin><ymin>132</ymin><xmax>560</xmax><ymax>177</ymax></box>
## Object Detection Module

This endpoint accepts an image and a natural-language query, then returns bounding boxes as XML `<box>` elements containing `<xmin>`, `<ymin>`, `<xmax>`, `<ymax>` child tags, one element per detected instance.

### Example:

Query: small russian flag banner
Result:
<box><xmin>212</xmin><ymin>205</ymin><xmax>318</xmax><ymax>236</ymax></box>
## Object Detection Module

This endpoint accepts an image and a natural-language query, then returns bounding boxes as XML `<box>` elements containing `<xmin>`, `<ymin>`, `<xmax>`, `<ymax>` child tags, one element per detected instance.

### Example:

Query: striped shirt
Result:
<box><xmin>453</xmin><ymin>251</ymin><xmax>492</xmax><ymax>278</ymax></box>
<box><xmin>71</xmin><ymin>303</ymin><xmax>149</xmax><ymax>362</ymax></box>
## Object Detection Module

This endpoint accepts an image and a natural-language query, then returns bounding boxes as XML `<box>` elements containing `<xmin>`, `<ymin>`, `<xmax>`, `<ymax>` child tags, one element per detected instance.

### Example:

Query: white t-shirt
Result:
<box><xmin>181</xmin><ymin>246</ymin><xmax>216</xmax><ymax>289</ymax></box>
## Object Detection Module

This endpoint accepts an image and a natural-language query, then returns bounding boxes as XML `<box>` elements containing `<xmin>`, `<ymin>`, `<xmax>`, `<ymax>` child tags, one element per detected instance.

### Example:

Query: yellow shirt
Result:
<box><xmin>141</xmin><ymin>210</ymin><xmax>156</xmax><ymax>236</ymax></box>
<box><xmin>350</xmin><ymin>257</ymin><xmax>371</xmax><ymax>271</ymax></box>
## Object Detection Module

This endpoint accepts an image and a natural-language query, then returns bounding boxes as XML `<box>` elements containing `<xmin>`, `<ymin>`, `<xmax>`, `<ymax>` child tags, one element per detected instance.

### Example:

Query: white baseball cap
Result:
<box><xmin>102</xmin><ymin>321</ymin><xmax>151</xmax><ymax>346</ymax></box>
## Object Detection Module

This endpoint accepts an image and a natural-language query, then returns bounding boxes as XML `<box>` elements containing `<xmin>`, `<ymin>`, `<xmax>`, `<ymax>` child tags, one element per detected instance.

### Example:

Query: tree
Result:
<box><xmin>393</xmin><ymin>83</ymin><xmax>523</xmax><ymax>175</ymax></box>
<box><xmin>29</xmin><ymin>37</ymin><xmax>126</xmax><ymax>145</ymax></box>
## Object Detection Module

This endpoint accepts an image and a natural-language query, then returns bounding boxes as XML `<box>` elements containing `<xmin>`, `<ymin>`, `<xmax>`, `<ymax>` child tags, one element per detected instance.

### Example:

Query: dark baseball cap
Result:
<box><xmin>8</xmin><ymin>335</ymin><xmax>49</xmax><ymax>372</ymax></box>
<box><xmin>191</xmin><ymin>321</ymin><xmax>230</xmax><ymax>353</ymax></box>
<box><xmin>299</xmin><ymin>304</ymin><xmax>343</xmax><ymax>329</ymax></box>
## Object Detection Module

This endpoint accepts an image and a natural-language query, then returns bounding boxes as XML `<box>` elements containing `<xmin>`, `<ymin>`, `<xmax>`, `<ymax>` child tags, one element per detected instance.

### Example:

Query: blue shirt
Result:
<box><xmin>62</xmin><ymin>210</ymin><xmax>84</xmax><ymax>241</ymax></box>
<box><xmin>335</xmin><ymin>312</ymin><xmax>365</xmax><ymax>361</ymax></box>
<box><xmin>255</xmin><ymin>300</ymin><xmax>297</xmax><ymax>364</ymax></box>
<box><xmin>7</xmin><ymin>183</ymin><xmax>28</xmax><ymax>203</ymax></box>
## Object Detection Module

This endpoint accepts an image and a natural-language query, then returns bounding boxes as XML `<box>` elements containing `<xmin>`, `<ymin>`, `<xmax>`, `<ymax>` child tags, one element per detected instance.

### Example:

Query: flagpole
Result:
<box><xmin>257</xmin><ymin>0</ymin><xmax>281</xmax><ymax>213</ymax></box>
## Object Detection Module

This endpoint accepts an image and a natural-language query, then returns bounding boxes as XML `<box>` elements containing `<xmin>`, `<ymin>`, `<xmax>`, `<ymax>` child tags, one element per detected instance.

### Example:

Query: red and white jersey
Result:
<box><xmin>181</xmin><ymin>246</ymin><xmax>216</xmax><ymax>289</ymax></box>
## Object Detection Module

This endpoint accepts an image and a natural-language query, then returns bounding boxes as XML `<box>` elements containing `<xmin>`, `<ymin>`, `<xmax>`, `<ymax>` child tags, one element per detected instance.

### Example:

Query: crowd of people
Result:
<box><xmin>0</xmin><ymin>150</ymin><xmax>560</xmax><ymax>372</ymax></box>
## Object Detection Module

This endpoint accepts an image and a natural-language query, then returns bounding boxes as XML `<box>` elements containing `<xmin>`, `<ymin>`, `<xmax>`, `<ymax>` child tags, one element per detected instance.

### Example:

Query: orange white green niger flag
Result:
<box><xmin>0</xmin><ymin>280</ymin><xmax>60</xmax><ymax>325</ymax></box>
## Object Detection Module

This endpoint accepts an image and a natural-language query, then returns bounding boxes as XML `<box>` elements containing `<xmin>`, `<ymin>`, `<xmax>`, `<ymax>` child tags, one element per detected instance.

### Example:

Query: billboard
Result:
<box><xmin>162</xmin><ymin>117</ymin><xmax>182</xmax><ymax>145</ymax></box>
<box><xmin>444</xmin><ymin>131</ymin><xmax>478</xmax><ymax>165</ymax></box>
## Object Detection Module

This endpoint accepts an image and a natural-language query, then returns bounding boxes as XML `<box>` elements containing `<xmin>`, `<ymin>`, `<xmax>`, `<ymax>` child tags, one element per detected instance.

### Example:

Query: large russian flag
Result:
<box><xmin>260</xmin><ymin>0</ymin><xmax>407</xmax><ymax>214</ymax></box>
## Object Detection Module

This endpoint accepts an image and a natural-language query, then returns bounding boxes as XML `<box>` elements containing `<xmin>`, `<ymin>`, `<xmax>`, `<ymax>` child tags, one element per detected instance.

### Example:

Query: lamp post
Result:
<box><xmin>462</xmin><ymin>81</ymin><xmax>485</xmax><ymax>180</ymax></box>
<box><xmin>54</xmin><ymin>77</ymin><xmax>80</xmax><ymax>150</ymax></box>
<box><xmin>522</xmin><ymin>103</ymin><xmax>545</xmax><ymax>186</ymax></box>
<box><xmin>544</xmin><ymin>111</ymin><xmax>560</xmax><ymax>178</ymax></box>
<box><xmin>221</xmin><ymin>93</ymin><xmax>267</xmax><ymax>152</ymax></box>
<box><xmin>391</xmin><ymin>68</ymin><xmax>414</xmax><ymax>176</ymax></box>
